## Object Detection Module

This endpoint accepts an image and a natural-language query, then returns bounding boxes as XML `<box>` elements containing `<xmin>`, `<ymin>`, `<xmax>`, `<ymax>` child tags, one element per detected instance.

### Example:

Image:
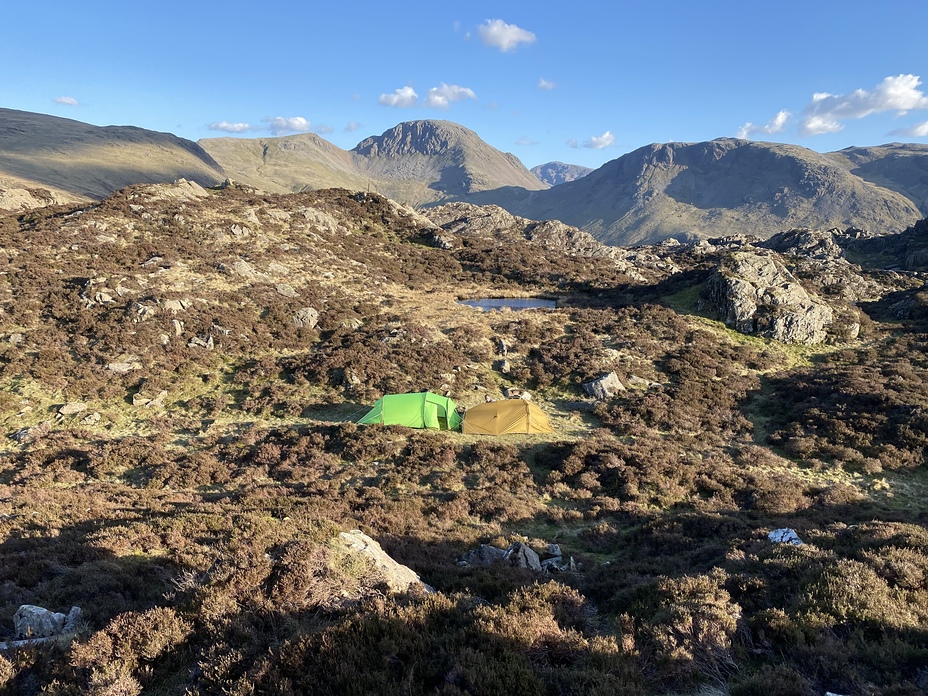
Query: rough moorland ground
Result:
<box><xmin>0</xmin><ymin>183</ymin><xmax>926</xmax><ymax>695</ymax></box>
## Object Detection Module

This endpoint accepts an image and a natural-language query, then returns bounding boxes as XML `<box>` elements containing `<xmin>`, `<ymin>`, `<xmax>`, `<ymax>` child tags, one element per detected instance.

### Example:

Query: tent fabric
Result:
<box><xmin>358</xmin><ymin>392</ymin><xmax>462</xmax><ymax>430</ymax></box>
<box><xmin>462</xmin><ymin>399</ymin><xmax>553</xmax><ymax>435</ymax></box>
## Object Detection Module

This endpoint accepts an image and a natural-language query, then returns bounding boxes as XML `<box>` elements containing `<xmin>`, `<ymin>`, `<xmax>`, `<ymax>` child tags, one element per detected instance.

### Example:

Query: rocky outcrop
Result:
<box><xmin>703</xmin><ymin>251</ymin><xmax>834</xmax><ymax>344</ymax></box>
<box><xmin>582</xmin><ymin>372</ymin><xmax>626</xmax><ymax>400</ymax></box>
<box><xmin>758</xmin><ymin>228</ymin><xmax>844</xmax><ymax>258</ymax></box>
<box><xmin>336</xmin><ymin>531</ymin><xmax>432</xmax><ymax>594</ymax></box>
<box><xmin>13</xmin><ymin>605</ymin><xmax>82</xmax><ymax>639</ymax></box>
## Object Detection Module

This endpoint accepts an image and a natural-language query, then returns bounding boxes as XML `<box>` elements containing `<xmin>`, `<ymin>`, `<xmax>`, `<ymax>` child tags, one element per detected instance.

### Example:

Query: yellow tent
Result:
<box><xmin>462</xmin><ymin>399</ymin><xmax>553</xmax><ymax>435</ymax></box>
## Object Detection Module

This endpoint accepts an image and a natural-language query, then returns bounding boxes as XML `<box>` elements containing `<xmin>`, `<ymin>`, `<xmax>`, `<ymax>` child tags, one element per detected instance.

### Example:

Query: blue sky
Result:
<box><xmin>2</xmin><ymin>0</ymin><xmax>927</xmax><ymax>170</ymax></box>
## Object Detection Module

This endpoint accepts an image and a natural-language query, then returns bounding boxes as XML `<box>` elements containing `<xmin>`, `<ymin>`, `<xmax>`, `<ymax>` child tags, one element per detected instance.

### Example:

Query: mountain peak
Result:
<box><xmin>352</xmin><ymin>120</ymin><xmax>478</xmax><ymax>157</ymax></box>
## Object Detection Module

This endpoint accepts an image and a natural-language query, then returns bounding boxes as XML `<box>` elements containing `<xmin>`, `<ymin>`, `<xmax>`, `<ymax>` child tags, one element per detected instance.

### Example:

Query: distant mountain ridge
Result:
<box><xmin>495</xmin><ymin>138</ymin><xmax>927</xmax><ymax>245</ymax></box>
<box><xmin>530</xmin><ymin>161</ymin><xmax>593</xmax><ymax>186</ymax></box>
<box><xmin>4</xmin><ymin>108</ymin><xmax>928</xmax><ymax>245</ymax></box>
<box><xmin>0</xmin><ymin>107</ymin><xmax>224</xmax><ymax>207</ymax></box>
<box><xmin>201</xmin><ymin>120</ymin><xmax>547</xmax><ymax>208</ymax></box>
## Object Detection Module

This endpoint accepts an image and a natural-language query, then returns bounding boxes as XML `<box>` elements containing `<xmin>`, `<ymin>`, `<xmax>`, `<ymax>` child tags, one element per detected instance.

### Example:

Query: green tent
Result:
<box><xmin>358</xmin><ymin>391</ymin><xmax>463</xmax><ymax>430</ymax></box>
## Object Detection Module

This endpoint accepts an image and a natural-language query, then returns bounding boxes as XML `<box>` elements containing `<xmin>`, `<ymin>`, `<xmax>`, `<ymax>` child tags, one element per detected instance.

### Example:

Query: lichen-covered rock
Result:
<box><xmin>336</xmin><ymin>531</ymin><xmax>432</xmax><ymax>594</ymax></box>
<box><xmin>12</xmin><ymin>605</ymin><xmax>80</xmax><ymax>639</ymax></box>
<box><xmin>582</xmin><ymin>372</ymin><xmax>626</xmax><ymax>400</ymax></box>
<box><xmin>703</xmin><ymin>251</ymin><xmax>833</xmax><ymax>344</ymax></box>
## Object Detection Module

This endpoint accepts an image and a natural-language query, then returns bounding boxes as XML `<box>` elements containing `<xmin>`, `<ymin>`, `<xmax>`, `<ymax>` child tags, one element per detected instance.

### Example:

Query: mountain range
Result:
<box><xmin>2</xmin><ymin>107</ymin><xmax>927</xmax><ymax>245</ymax></box>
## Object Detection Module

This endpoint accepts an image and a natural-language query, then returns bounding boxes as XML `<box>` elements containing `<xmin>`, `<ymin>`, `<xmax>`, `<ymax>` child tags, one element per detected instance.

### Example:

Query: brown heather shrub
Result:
<box><xmin>631</xmin><ymin>569</ymin><xmax>741</xmax><ymax>687</ymax></box>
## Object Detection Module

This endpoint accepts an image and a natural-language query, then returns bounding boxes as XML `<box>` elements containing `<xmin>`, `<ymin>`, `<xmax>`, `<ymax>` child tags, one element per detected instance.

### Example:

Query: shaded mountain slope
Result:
<box><xmin>0</xmin><ymin>108</ymin><xmax>224</xmax><ymax>207</ymax></box>
<box><xmin>499</xmin><ymin>139</ymin><xmax>924</xmax><ymax>245</ymax></box>
<box><xmin>530</xmin><ymin>161</ymin><xmax>593</xmax><ymax>186</ymax></box>
<box><xmin>827</xmin><ymin>142</ymin><xmax>928</xmax><ymax>214</ymax></box>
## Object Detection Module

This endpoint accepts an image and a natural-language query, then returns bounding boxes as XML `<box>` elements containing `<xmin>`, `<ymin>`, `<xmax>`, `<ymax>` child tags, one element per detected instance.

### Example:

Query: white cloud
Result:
<box><xmin>538</xmin><ymin>78</ymin><xmax>555</xmax><ymax>90</ymax></box>
<box><xmin>567</xmin><ymin>138</ymin><xmax>579</xmax><ymax>148</ymax></box>
<box><xmin>584</xmin><ymin>131</ymin><xmax>616</xmax><ymax>149</ymax></box>
<box><xmin>425</xmin><ymin>83</ymin><xmax>477</xmax><ymax>109</ymax></box>
<box><xmin>263</xmin><ymin>116</ymin><xmax>311</xmax><ymax>135</ymax></box>
<box><xmin>345</xmin><ymin>121</ymin><xmax>361</xmax><ymax>132</ymax></box>
<box><xmin>208</xmin><ymin>121</ymin><xmax>255</xmax><ymax>133</ymax></box>
<box><xmin>800</xmin><ymin>74</ymin><xmax>928</xmax><ymax>136</ymax></box>
<box><xmin>378</xmin><ymin>85</ymin><xmax>418</xmax><ymax>108</ymax></box>
<box><xmin>889</xmin><ymin>120</ymin><xmax>928</xmax><ymax>137</ymax></box>
<box><xmin>478</xmin><ymin>19</ymin><xmax>536</xmax><ymax>52</ymax></box>
<box><xmin>515</xmin><ymin>136</ymin><xmax>538</xmax><ymax>146</ymax></box>
<box><xmin>737</xmin><ymin>109</ymin><xmax>791</xmax><ymax>139</ymax></box>
<box><xmin>54</xmin><ymin>96</ymin><xmax>78</xmax><ymax>106</ymax></box>
<box><xmin>314</xmin><ymin>124</ymin><xmax>334</xmax><ymax>134</ymax></box>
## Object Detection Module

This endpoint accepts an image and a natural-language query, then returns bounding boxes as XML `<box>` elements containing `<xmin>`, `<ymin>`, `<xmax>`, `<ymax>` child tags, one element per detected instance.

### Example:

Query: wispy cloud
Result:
<box><xmin>584</xmin><ymin>131</ymin><xmax>616</xmax><ymax>149</ymax></box>
<box><xmin>425</xmin><ymin>83</ymin><xmax>477</xmax><ymax>109</ymax></box>
<box><xmin>379</xmin><ymin>85</ymin><xmax>418</xmax><ymax>108</ymax></box>
<box><xmin>345</xmin><ymin>121</ymin><xmax>361</xmax><ymax>132</ymax></box>
<box><xmin>567</xmin><ymin>138</ymin><xmax>579</xmax><ymax>148</ymax></box>
<box><xmin>478</xmin><ymin>19</ymin><xmax>536</xmax><ymax>52</ymax></box>
<box><xmin>737</xmin><ymin>109</ymin><xmax>791</xmax><ymax>139</ymax></box>
<box><xmin>515</xmin><ymin>136</ymin><xmax>538</xmax><ymax>146</ymax></box>
<box><xmin>263</xmin><ymin>116</ymin><xmax>311</xmax><ymax>135</ymax></box>
<box><xmin>208</xmin><ymin>121</ymin><xmax>255</xmax><ymax>133</ymax></box>
<box><xmin>538</xmin><ymin>78</ymin><xmax>555</xmax><ymax>90</ymax></box>
<box><xmin>889</xmin><ymin>120</ymin><xmax>928</xmax><ymax>137</ymax></box>
<box><xmin>314</xmin><ymin>124</ymin><xmax>334</xmax><ymax>135</ymax></box>
<box><xmin>800</xmin><ymin>74</ymin><xmax>928</xmax><ymax>136</ymax></box>
<box><xmin>54</xmin><ymin>96</ymin><xmax>78</xmax><ymax>106</ymax></box>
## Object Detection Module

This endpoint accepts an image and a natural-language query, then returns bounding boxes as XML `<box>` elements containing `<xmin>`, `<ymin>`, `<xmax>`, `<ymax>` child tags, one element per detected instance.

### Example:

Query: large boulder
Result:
<box><xmin>336</xmin><ymin>531</ymin><xmax>432</xmax><ymax>594</ymax></box>
<box><xmin>582</xmin><ymin>372</ymin><xmax>626</xmax><ymax>400</ymax></box>
<box><xmin>703</xmin><ymin>251</ymin><xmax>833</xmax><ymax>344</ymax></box>
<box><xmin>13</xmin><ymin>605</ymin><xmax>81</xmax><ymax>639</ymax></box>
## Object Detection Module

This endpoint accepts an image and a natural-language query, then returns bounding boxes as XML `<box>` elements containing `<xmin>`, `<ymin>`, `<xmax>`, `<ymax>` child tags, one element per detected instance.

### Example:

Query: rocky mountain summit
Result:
<box><xmin>502</xmin><ymin>138</ymin><xmax>927</xmax><ymax>245</ymax></box>
<box><xmin>530</xmin><ymin>161</ymin><xmax>593</xmax><ymax>186</ymax></box>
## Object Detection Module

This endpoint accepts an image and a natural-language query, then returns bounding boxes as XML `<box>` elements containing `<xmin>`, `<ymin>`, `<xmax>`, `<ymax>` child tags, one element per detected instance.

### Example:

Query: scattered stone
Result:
<box><xmin>172</xmin><ymin>319</ymin><xmax>184</xmax><ymax>336</ymax></box>
<box><xmin>768</xmin><ymin>528</ymin><xmax>803</xmax><ymax>545</ymax></box>
<box><xmin>188</xmin><ymin>335</ymin><xmax>214</xmax><ymax>349</ymax></box>
<box><xmin>497</xmin><ymin>359</ymin><xmax>511</xmax><ymax>374</ymax></box>
<box><xmin>106</xmin><ymin>361</ymin><xmax>140</xmax><ymax>375</ymax></box>
<box><xmin>58</xmin><ymin>402</ymin><xmax>87</xmax><ymax>416</ymax></box>
<box><xmin>291</xmin><ymin>307</ymin><xmax>319</xmax><ymax>329</ymax></box>
<box><xmin>626</xmin><ymin>374</ymin><xmax>659</xmax><ymax>389</ymax></box>
<box><xmin>10</xmin><ymin>422</ymin><xmax>51</xmax><ymax>444</ymax></box>
<box><xmin>496</xmin><ymin>338</ymin><xmax>509</xmax><ymax>356</ymax></box>
<box><xmin>504</xmin><ymin>387</ymin><xmax>531</xmax><ymax>400</ymax></box>
<box><xmin>582</xmin><ymin>372</ymin><xmax>626</xmax><ymax>400</ymax></box>
<box><xmin>335</xmin><ymin>531</ymin><xmax>433</xmax><ymax>594</ymax></box>
<box><xmin>459</xmin><ymin>542</ymin><xmax>575</xmax><ymax>574</ymax></box>
<box><xmin>13</xmin><ymin>605</ymin><xmax>81</xmax><ymax>639</ymax></box>
<box><xmin>8</xmin><ymin>333</ymin><xmax>24</xmax><ymax>346</ymax></box>
<box><xmin>162</xmin><ymin>298</ymin><xmax>191</xmax><ymax>313</ymax></box>
<box><xmin>505</xmin><ymin>542</ymin><xmax>542</xmax><ymax>571</ymax></box>
<box><xmin>81</xmin><ymin>412</ymin><xmax>101</xmax><ymax>425</ymax></box>
<box><xmin>275</xmin><ymin>283</ymin><xmax>299</xmax><ymax>298</ymax></box>
<box><xmin>267</xmin><ymin>262</ymin><xmax>291</xmax><ymax>276</ymax></box>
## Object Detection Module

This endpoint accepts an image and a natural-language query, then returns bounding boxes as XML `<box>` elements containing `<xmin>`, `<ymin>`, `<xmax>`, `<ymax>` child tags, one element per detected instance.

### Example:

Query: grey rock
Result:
<box><xmin>275</xmin><ymin>283</ymin><xmax>299</xmax><ymax>298</ymax></box>
<box><xmin>582</xmin><ymin>372</ymin><xmax>626</xmax><ymax>400</ymax></box>
<box><xmin>497</xmin><ymin>359</ymin><xmax>511</xmax><ymax>374</ymax></box>
<box><xmin>504</xmin><ymin>542</ymin><xmax>542</xmax><ymax>571</ymax></box>
<box><xmin>106</xmin><ymin>361</ymin><xmax>140</xmax><ymax>374</ymax></box>
<box><xmin>759</xmin><ymin>228</ymin><xmax>844</xmax><ymax>258</ymax></box>
<box><xmin>13</xmin><ymin>605</ymin><xmax>79</xmax><ymax>639</ymax></box>
<box><xmin>336</xmin><ymin>530</ymin><xmax>432</xmax><ymax>594</ymax></box>
<box><xmin>188</xmin><ymin>335</ymin><xmax>214</xmax><ymax>349</ymax></box>
<box><xmin>460</xmin><ymin>544</ymin><xmax>508</xmax><ymax>566</ymax></box>
<box><xmin>703</xmin><ymin>251</ymin><xmax>833</xmax><ymax>344</ymax></box>
<box><xmin>58</xmin><ymin>402</ymin><xmax>87</xmax><ymax>416</ymax></box>
<box><xmin>10</xmin><ymin>422</ymin><xmax>51</xmax><ymax>444</ymax></box>
<box><xmin>291</xmin><ymin>307</ymin><xmax>319</xmax><ymax>329</ymax></box>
